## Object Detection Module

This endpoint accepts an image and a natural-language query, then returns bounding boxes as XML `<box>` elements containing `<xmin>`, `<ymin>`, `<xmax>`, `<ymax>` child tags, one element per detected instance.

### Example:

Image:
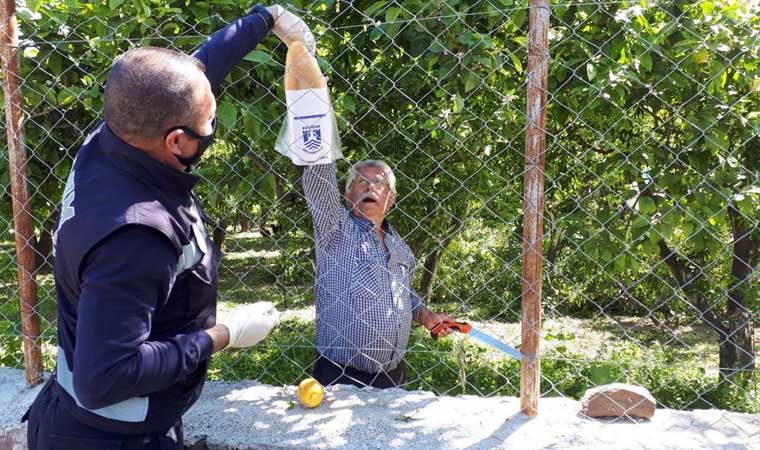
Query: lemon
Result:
<box><xmin>297</xmin><ymin>378</ymin><xmax>324</xmax><ymax>408</ymax></box>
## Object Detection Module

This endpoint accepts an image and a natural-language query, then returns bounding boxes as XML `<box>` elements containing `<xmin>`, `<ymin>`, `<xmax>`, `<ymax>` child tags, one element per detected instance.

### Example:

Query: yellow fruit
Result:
<box><xmin>297</xmin><ymin>378</ymin><xmax>324</xmax><ymax>408</ymax></box>
<box><xmin>693</xmin><ymin>48</ymin><xmax>710</xmax><ymax>64</ymax></box>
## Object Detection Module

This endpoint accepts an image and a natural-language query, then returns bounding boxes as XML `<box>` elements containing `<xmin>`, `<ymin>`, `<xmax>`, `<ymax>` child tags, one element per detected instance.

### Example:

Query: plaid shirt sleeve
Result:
<box><xmin>301</xmin><ymin>163</ymin><xmax>347</xmax><ymax>250</ymax></box>
<box><xmin>411</xmin><ymin>288</ymin><xmax>423</xmax><ymax>315</ymax></box>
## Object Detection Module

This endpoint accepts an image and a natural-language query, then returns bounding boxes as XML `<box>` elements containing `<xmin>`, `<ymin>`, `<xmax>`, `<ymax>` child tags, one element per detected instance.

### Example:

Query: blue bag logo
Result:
<box><xmin>302</xmin><ymin>125</ymin><xmax>322</xmax><ymax>153</ymax></box>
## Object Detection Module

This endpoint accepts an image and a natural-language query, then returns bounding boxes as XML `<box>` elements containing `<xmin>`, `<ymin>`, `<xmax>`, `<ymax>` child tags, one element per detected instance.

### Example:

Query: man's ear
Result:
<box><xmin>164</xmin><ymin>129</ymin><xmax>184</xmax><ymax>156</ymax></box>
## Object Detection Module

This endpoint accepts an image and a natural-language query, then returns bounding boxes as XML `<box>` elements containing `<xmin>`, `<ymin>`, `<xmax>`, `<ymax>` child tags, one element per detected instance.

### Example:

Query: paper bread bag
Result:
<box><xmin>275</xmin><ymin>42</ymin><xmax>341</xmax><ymax>165</ymax></box>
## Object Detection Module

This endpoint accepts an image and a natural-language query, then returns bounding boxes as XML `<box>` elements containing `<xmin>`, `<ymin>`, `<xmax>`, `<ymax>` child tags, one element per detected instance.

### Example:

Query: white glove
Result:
<box><xmin>217</xmin><ymin>302</ymin><xmax>280</xmax><ymax>348</ymax></box>
<box><xmin>266</xmin><ymin>4</ymin><xmax>316</xmax><ymax>55</ymax></box>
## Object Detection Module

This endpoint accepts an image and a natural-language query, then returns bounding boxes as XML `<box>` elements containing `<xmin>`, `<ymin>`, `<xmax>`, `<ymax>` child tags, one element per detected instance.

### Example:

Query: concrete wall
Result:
<box><xmin>0</xmin><ymin>368</ymin><xmax>756</xmax><ymax>450</ymax></box>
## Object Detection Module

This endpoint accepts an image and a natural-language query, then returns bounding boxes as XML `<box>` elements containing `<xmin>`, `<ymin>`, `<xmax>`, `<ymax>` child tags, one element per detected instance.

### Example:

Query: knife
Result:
<box><xmin>430</xmin><ymin>320</ymin><xmax>522</xmax><ymax>361</ymax></box>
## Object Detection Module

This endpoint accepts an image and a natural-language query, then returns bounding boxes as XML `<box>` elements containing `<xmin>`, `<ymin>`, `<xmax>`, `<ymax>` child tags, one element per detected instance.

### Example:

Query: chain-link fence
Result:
<box><xmin>1</xmin><ymin>0</ymin><xmax>758</xmax><ymax>421</ymax></box>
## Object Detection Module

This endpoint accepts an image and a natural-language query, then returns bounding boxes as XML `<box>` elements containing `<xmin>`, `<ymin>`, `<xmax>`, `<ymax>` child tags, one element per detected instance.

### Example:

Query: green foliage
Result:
<box><xmin>432</xmin><ymin>220</ymin><xmax>522</xmax><ymax>320</ymax></box>
<box><xmin>10</xmin><ymin>1</ymin><xmax>756</xmax><ymax>316</ymax></box>
<box><xmin>544</xmin><ymin>0</ymin><xmax>759</xmax><ymax>318</ymax></box>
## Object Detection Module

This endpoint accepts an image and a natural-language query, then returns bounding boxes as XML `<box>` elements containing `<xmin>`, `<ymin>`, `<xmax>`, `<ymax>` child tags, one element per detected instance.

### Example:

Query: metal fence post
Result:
<box><xmin>520</xmin><ymin>0</ymin><xmax>549</xmax><ymax>417</ymax></box>
<box><xmin>1</xmin><ymin>0</ymin><xmax>43</xmax><ymax>386</ymax></box>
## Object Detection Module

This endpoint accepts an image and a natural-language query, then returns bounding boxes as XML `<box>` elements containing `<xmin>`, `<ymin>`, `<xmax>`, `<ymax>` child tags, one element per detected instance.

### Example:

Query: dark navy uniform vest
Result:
<box><xmin>52</xmin><ymin>122</ymin><xmax>221</xmax><ymax>434</ymax></box>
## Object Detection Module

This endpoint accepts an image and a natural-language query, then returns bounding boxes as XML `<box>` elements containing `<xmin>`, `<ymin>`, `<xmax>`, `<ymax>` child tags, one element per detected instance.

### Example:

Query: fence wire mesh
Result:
<box><xmin>0</xmin><ymin>0</ymin><xmax>758</xmax><ymax>421</ymax></box>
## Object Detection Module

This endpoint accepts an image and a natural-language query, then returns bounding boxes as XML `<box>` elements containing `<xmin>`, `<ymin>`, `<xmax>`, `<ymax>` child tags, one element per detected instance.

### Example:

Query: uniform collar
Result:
<box><xmin>98</xmin><ymin>121</ymin><xmax>200</xmax><ymax>197</ymax></box>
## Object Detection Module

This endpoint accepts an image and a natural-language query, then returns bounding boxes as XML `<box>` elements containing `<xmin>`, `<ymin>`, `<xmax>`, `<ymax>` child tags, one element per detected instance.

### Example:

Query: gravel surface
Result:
<box><xmin>1</xmin><ymin>367</ymin><xmax>757</xmax><ymax>450</ymax></box>
<box><xmin>0</xmin><ymin>368</ymin><xmax>43</xmax><ymax>449</ymax></box>
<box><xmin>185</xmin><ymin>380</ymin><xmax>759</xmax><ymax>450</ymax></box>
<box><xmin>0</xmin><ymin>368</ymin><xmax>42</xmax><ymax>427</ymax></box>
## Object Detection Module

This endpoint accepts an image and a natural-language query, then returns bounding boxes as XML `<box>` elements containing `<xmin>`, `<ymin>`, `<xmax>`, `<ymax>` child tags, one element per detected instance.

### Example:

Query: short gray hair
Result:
<box><xmin>345</xmin><ymin>160</ymin><xmax>397</xmax><ymax>194</ymax></box>
<box><xmin>104</xmin><ymin>47</ymin><xmax>206</xmax><ymax>139</ymax></box>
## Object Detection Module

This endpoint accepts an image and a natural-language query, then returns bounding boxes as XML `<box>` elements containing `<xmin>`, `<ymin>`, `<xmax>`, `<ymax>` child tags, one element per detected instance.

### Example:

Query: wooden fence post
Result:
<box><xmin>520</xmin><ymin>0</ymin><xmax>550</xmax><ymax>416</ymax></box>
<box><xmin>1</xmin><ymin>0</ymin><xmax>43</xmax><ymax>386</ymax></box>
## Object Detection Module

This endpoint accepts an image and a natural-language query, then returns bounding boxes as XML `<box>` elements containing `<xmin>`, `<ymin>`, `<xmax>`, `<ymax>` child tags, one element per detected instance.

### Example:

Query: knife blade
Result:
<box><xmin>430</xmin><ymin>320</ymin><xmax>522</xmax><ymax>361</ymax></box>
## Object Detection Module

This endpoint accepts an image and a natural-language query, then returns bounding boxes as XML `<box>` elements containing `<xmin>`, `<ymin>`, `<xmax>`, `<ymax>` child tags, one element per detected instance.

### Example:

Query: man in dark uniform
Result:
<box><xmin>23</xmin><ymin>4</ymin><xmax>314</xmax><ymax>449</ymax></box>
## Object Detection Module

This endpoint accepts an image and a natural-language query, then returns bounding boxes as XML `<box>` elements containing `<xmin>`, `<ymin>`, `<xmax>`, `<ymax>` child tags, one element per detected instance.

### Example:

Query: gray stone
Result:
<box><xmin>581</xmin><ymin>383</ymin><xmax>656</xmax><ymax>419</ymax></box>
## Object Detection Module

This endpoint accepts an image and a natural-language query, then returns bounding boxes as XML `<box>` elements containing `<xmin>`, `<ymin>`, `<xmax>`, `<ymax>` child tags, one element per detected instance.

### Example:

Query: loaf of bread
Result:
<box><xmin>276</xmin><ymin>41</ymin><xmax>340</xmax><ymax>165</ymax></box>
<box><xmin>284</xmin><ymin>41</ymin><xmax>325</xmax><ymax>90</ymax></box>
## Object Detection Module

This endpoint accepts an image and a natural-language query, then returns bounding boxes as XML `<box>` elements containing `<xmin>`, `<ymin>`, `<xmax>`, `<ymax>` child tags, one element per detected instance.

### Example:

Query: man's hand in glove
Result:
<box><xmin>214</xmin><ymin>301</ymin><xmax>280</xmax><ymax>349</ymax></box>
<box><xmin>266</xmin><ymin>4</ymin><xmax>316</xmax><ymax>55</ymax></box>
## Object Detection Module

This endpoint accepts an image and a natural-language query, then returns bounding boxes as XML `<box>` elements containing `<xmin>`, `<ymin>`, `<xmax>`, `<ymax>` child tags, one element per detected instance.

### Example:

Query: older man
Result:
<box><xmin>24</xmin><ymin>5</ymin><xmax>313</xmax><ymax>450</ymax></box>
<box><xmin>302</xmin><ymin>161</ymin><xmax>454</xmax><ymax>388</ymax></box>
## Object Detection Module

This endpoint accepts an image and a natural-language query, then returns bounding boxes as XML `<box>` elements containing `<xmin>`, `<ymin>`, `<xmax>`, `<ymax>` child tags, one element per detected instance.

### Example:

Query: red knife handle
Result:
<box><xmin>430</xmin><ymin>321</ymin><xmax>472</xmax><ymax>339</ymax></box>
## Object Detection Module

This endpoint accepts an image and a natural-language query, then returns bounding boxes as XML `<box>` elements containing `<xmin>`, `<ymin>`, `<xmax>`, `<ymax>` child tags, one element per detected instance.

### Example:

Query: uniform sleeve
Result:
<box><xmin>192</xmin><ymin>4</ymin><xmax>274</xmax><ymax>90</ymax></box>
<box><xmin>302</xmin><ymin>163</ymin><xmax>348</xmax><ymax>250</ymax></box>
<box><xmin>72</xmin><ymin>225</ymin><xmax>214</xmax><ymax>410</ymax></box>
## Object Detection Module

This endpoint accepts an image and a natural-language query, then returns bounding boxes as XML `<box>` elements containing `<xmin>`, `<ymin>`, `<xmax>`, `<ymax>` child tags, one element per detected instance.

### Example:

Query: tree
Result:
<box><xmin>546</xmin><ymin>0</ymin><xmax>758</xmax><ymax>381</ymax></box>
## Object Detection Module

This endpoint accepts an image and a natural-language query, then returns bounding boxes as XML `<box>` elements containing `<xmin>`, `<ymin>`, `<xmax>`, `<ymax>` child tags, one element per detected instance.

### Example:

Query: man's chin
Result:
<box><xmin>352</xmin><ymin>204</ymin><xmax>382</xmax><ymax>220</ymax></box>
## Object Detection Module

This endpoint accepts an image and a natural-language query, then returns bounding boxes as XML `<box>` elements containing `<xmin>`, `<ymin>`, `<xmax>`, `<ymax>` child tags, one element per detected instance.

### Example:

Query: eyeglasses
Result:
<box><xmin>353</xmin><ymin>175</ymin><xmax>390</xmax><ymax>189</ymax></box>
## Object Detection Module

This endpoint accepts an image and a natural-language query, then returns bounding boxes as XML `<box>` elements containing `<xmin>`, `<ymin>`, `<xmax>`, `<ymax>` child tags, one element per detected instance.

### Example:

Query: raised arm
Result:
<box><xmin>302</xmin><ymin>163</ymin><xmax>347</xmax><ymax>250</ymax></box>
<box><xmin>192</xmin><ymin>4</ymin><xmax>274</xmax><ymax>90</ymax></box>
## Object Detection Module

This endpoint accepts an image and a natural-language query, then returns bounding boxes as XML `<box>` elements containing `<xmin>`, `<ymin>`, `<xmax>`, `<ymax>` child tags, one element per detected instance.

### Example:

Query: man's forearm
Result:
<box><xmin>414</xmin><ymin>305</ymin><xmax>446</xmax><ymax>328</ymax></box>
<box><xmin>302</xmin><ymin>164</ymin><xmax>346</xmax><ymax>245</ymax></box>
<box><xmin>73</xmin><ymin>331</ymin><xmax>216</xmax><ymax>409</ymax></box>
<box><xmin>414</xmin><ymin>304</ymin><xmax>431</xmax><ymax>325</ymax></box>
<box><xmin>72</xmin><ymin>226</ymin><xmax>220</xmax><ymax>409</ymax></box>
<box><xmin>192</xmin><ymin>4</ymin><xmax>274</xmax><ymax>90</ymax></box>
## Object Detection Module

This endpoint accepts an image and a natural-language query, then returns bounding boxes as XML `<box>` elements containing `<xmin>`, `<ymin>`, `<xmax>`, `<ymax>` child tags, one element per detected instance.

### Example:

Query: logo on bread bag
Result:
<box><xmin>302</xmin><ymin>125</ymin><xmax>322</xmax><ymax>153</ymax></box>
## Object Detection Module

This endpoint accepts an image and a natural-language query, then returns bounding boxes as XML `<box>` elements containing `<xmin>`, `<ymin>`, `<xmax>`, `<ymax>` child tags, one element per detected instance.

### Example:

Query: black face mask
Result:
<box><xmin>166</xmin><ymin>118</ymin><xmax>217</xmax><ymax>172</ymax></box>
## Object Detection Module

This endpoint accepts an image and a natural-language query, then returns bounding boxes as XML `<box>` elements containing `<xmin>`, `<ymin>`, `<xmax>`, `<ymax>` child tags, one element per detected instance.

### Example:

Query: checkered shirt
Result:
<box><xmin>302</xmin><ymin>163</ymin><xmax>422</xmax><ymax>373</ymax></box>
